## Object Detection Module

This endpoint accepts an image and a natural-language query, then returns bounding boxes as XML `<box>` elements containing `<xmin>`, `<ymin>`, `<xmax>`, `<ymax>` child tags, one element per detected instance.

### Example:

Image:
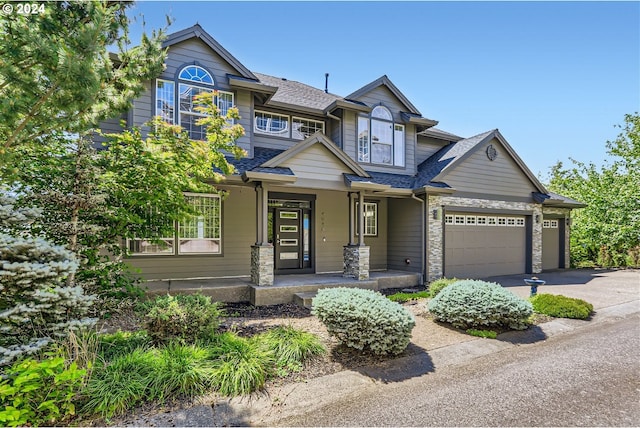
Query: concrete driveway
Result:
<box><xmin>484</xmin><ymin>268</ymin><xmax>640</xmax><ymax>309</ymax></box>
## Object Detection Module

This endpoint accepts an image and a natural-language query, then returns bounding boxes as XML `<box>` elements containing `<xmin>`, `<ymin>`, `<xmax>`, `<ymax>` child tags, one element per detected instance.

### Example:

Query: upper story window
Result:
<box><xmin>254</xmin><ymin>111</ymin><xmax>324</xmax><ymax>140</ymax></box>
<box><xmin>155</xmin><ymin>65</ymin><xmax>235</xmax><ymax>140</ymax></box>
<box><xmin>255</xmin><ymin>111</ymin><xmax>289</xmax><ymax>136</ymax></box>
<box><xmin>358</xmin><ymin>105</ymin><xmax>405</xmax><ymax>167</ymax></box>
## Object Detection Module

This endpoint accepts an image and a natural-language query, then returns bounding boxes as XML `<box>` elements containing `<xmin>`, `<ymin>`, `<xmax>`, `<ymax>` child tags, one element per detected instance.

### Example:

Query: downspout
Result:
<box><xmin>411</xmin><ymin>193</ymin><xmax>426</xmax><ymax>286</ymax></box>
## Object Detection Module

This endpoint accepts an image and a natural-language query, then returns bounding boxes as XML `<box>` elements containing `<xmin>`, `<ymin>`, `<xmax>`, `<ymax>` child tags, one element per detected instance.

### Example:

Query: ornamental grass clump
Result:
<box><xmin>312</xmin><ymin>287</ymin><xmax>415</xmax><ymax>355</ymax></box>
<box><xmin>530</xmin><ymin>293</ymin><xmax>593</xmax><ymax>319</ymax></box>
<box><xmin>427</xmin><ymin>280</ymin><xmax>533</xmax><ymax>330</ymax></box>
<box><xmin>427</xmin><ymin>277</ymin><xmax>460</xmax><ymax>297</ymax></box>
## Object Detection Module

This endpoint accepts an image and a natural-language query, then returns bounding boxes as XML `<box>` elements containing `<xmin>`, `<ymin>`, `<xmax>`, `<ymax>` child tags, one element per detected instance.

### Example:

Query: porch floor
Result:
<box><xmin>145</xmin><ymin>270</ymin><xmax>422</xmax><ymax>306</ymax></box>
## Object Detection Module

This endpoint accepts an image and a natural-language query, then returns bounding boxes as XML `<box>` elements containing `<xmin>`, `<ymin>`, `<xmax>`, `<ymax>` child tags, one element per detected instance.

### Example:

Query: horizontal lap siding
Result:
<box><xmin>281</xmin><ymin>145</ymin><xmax>351</xmax><ymax>181</ymax></box>
<box><xmin>126</xmin><ymin>186</ymin><xmax>256</xmax><ymax>280</ymax></box>
<box><xmin>359</xmin><ymin>198</ymin><xmax>388</xmax><ymax>270</ymax></box>
<box><xmin>416</xmin><ymin>136</ymin><xmax>447</xmax><ymax>165</ymax></box>
<box><xmin>387</xmin><ymin>198</ymin><xmax>422</xmax><ymax>272</ymax></box>
<box><xmin>444</xmin><ymin>139</ymin><xmax>537</xmax><ymax>196</ymax></box>
<box><xmin>342</xmin><ymin>110</ymin><xmax>357</xmax><ymax>159</ymax></box>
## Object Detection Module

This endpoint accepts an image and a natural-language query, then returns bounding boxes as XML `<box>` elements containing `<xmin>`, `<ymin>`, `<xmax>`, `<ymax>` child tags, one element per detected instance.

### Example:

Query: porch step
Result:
<box><xmin>293</xmin><ymin>291</ymin><xmax>317</xmax><ymax>309</ymax></box>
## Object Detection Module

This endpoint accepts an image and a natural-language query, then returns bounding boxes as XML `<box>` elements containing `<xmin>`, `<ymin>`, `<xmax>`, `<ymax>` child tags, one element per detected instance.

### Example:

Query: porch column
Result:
<box><xmin>343</xmin><ymin>190</ymin><xmax>370</xmax><ymax>280</ymax></box>
<box><xmin>251</xmin><ymin>182</ymin><xmax>273</xmax><ymax>286</ymax></box>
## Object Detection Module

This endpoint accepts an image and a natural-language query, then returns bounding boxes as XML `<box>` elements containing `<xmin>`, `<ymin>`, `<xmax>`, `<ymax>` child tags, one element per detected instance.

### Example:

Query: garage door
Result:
<box><xmin>444</xmin><ymin>213</ymin><xmax>527</xmax><ymax>278</ymax></box>
<box><xmin>542</xmin><ymin>219</ymin><xmax>560</xmax><ymax>270</ymax></box>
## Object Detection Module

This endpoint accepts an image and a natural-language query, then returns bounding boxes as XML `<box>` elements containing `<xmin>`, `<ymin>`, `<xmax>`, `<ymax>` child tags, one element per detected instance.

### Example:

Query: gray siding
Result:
<box><xmin>416</xmin><ymin>136</ymin><xmax>448</xmax><ymax>165</ymax></box>
<box><xmin>344</xmin><ymin>86</ymin><xmax>416</xmax><ymax>175</ymax></box>
<box><xmin>94</xmin><ymin>113</ymin><xmax>126</xmax><ymax>145</ymax></box>
<box><xmin>387</xmin><ymin>198</ymin><xmax>422</xmax><ymax>273</ymax></box>
<box><xmin>443</xmin><ymin>138</ymin><xmax>538</xmax><ymax>197</ymax></box>
<box><xmin>329</xmin><ymin>116</ymin><xmax>341</xmax><ymax>148</ymax></box>
<box><xmin>280</xmin><ymin>144</ymin><xmax>352</xmax><ymax>182</ymax></box>
<box><xmin>131</xmin><ymin>38</ymin><xmax>253</xmax><ymax>151</ymax></box>
<box><xmin>252</xmin><ymin>108</ymin><xmax>329</xmax><ymax>152</ymax></box>
<box><xmin>353</xmin><ymin>198</ymin><xmax>388</xmax><ymax>270</ymax></box>
<box><xmin>126</xmin><ymin>186</ymin><xmax>256</xmax><ymax>280</ymax></box>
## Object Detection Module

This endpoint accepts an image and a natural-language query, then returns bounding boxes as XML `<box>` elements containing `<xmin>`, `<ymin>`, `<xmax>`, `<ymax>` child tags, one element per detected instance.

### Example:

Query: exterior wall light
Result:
<box><xmin>535</xmin><ymin>214</ymin><xmax>540</xmax><ymax>223</ymax></box>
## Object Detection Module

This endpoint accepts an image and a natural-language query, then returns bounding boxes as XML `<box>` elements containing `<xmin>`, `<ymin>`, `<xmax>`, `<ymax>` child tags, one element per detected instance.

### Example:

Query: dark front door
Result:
<box><xmin>274</xmin><ymin>208</ymin><xmax>302</xmax><ymax>270</ymax></box>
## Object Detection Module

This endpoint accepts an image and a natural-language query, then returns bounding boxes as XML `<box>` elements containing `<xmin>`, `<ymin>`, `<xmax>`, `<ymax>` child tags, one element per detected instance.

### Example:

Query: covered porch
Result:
<box><xmin>145</xmin><ymin>270</ymin><xmax>422</xmax><ymax>306</ymax></box>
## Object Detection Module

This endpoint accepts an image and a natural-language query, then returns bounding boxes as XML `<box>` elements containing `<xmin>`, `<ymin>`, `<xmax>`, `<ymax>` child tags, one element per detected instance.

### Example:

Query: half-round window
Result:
<box><xmin>371</xmin><ymin>105</ymin><xmax>392</xmax><ymax>121</ymax></box>
<box><xmin>178</xmin><ymin>65</ymin><xmax>214</xmax><ymax>85</ymax></box>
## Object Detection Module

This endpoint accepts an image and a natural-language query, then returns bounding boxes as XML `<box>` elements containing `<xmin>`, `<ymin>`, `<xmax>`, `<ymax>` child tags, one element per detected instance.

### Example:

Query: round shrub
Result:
<box><xmin>427</xmin><ymin>280</ymin><xmax>533</xmax><ymax>330</ymax></box>
<box><xmin>311</xmin><ymin>287</ymin><xmax>415</xmax><ymax>355</ymax></box>
<box><xmin>143</xmin><ymin>293</ymin><xmax>223</xmax><ymax>344</ymax></box>
<box><xmin>530</xmin><ymin>294</ymin><xmax>593</xmax><ymax>319</ymax></box>
<box><xmin>428</xmin><ymin>277</ymin><xmax>460</xmax><ymax>297</ymax></box>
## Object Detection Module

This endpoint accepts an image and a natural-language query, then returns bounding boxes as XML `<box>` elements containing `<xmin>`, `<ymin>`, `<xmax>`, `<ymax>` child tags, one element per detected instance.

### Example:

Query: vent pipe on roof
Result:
<box><xmin>325</xmin><ymin>73</ymin><xmax>329</xmax><ymax>93</ymax></box>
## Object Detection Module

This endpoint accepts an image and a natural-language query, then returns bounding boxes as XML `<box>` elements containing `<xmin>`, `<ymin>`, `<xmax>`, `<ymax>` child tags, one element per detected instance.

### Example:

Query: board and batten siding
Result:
<box><xmin>387</xmin><ymin>198</ymin><xmax>422</xmax><ymax>273</ymax></box>
<box><xmin>443</xmin><ymin>139</ymin><xmax>538</xmax><ymax>197</ymax></box>
<box><xmin>126</xmin><ymin>186</ymin><xmax>256</xmax><ymax>280</ymax></box>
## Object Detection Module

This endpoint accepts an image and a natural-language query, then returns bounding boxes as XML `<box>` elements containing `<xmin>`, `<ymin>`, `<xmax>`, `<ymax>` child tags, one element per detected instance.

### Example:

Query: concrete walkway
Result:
<box><xmin>126</xmin><ymin>269</ymin><xmax>639</xmax><ymax>427</ymax></box>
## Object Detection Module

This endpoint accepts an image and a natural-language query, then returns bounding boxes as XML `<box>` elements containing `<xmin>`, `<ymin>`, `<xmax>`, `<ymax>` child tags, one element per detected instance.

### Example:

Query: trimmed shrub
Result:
<box><xmin>143</xmin><ymin>293</ymin><xmax>223</xmax><ymax>344</ymax></box>
<box><xmin>530</xmin><ymin>294</ymin><xmax>593</xmax><ymax>319</ymax></box>
<box><xmin>428</xmin><ymin>277</ymin><xmax>459</xmax><ymax>297</ymax></box>
<box><xmin>312</xmin><ymin>287</ymin><xmax>415</xmax><ymax>355</ymax></box>
<box><xmin>427</xmin><ymin>280</ymin><xmax>533</xmax><ymax>330</ymax></box>
<box><xmin>387</xmin><ymin>290</ymin><xmax>430</xmax><ymax>303</ymax></box>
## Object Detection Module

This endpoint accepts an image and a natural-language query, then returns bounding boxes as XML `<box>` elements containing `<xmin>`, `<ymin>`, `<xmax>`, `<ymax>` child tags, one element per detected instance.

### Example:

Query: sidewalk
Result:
<box><xmin>127</xmin><ymin>269</ymin><xmax>640</xmax><ymax>427</ymax></box>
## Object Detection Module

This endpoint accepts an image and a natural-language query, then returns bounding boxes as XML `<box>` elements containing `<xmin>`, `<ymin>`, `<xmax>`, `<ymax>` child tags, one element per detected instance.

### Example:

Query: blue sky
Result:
<box><xmin>126</xmin><ymin>1</ymin><xmax>639</xmax><ymax>180</ymax></box>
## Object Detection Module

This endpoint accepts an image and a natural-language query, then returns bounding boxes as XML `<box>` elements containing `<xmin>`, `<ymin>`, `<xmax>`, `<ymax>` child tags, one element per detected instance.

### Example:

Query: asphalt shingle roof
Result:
<box><xmin>227</xmin><ymin>147</ymin><xmax>284</xmax><ymax>174</ymax></box>
<box><xmin>253</xmin><ymin>73</ymin><xmax>341</xmax><ymax>112</ymax></box>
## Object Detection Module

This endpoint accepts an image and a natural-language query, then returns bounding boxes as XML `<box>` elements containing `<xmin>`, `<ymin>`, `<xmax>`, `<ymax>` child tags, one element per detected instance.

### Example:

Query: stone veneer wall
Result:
<box><xmin>251</xmin><ymin>245</ymin><xmax>274</xmax><ymax>286</ymax></box>
<box><xmin>427</xmin><ymin>195</ymin><xmax>544</xmax><ymax>281</ymax></box>
<box><xmin>343</xmin><ymin>245</ymin><xmax>370</xmax><ymax>280</ymax></box>
<box><xmin>543</xmin><ymin>207</ymin><xmax>572</xmax><ymax>268</ymax></box>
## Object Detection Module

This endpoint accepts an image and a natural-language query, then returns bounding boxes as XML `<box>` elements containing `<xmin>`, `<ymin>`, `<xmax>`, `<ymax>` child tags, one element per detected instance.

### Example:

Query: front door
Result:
<box><xmin>274</xmin><ymin>208</ymin><xmax>302</xmax><ymax>270</ymax></box>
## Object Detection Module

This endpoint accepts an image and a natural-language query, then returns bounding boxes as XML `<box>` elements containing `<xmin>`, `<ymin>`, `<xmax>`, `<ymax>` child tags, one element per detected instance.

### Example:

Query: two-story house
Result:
<box><xmin>110</xmin><ymin>24</ymin><xmax>583</xmax><ymax>304</ymax></box>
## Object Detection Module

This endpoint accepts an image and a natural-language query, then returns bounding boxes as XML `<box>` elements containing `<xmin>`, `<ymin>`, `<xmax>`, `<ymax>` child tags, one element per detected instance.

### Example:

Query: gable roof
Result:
<box><xmin>346</xmin><ymin>75</ymin><xmax>422</xmax><ymax>116</ymax></box>
<box><xmin>261</xmin><ymin>132</ymin><xmax>370</xmax><ymax>177</ymax></box>
<box><xmin>163</xmin><ymin>24</ymin><xmax>257</xmax><ymax>80</ymax></box>
<box><xmin>419</xmin><ymin>129</ymin><xmax>548</xmax><ymax>194</ymax></box>
<box><xmin>418</xmin><ymin>127</ymin><xmax>464</xmax><ymax>142</ymax></box>
<box><xmin>253</xmin><ymin>73</ymin><xmax>342</xmax><ymax>114</ymax></box>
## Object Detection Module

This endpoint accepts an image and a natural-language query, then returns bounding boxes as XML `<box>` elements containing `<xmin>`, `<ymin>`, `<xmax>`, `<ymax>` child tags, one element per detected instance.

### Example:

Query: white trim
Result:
<box><xmin>254</xmin><ymin>110</ymin><xmax>289</xmax><ymax>136</ymax></box>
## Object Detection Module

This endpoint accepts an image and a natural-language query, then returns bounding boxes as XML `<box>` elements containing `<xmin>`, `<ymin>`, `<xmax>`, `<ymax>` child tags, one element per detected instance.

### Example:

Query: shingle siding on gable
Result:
<box><xmin>162</xmin><ymin>39</ymin><xmax>237</xmax><ymax>89</ymax></box>
<box><xmin>443</xmin><ymin>138</ymin><xmax>539</xmax><ymax>197</ymax></box>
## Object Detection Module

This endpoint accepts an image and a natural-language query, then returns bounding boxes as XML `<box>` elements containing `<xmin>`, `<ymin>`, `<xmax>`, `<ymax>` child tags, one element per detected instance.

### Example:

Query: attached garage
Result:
<box><xmin>444</xmin><ymin>213</ymin><xmax>529</xmax><ymax>278</ymax></box>
<box><xmin>542</xmin><ymin>218</ymin><xmax>562</xmax><ymax>270</ymax></box>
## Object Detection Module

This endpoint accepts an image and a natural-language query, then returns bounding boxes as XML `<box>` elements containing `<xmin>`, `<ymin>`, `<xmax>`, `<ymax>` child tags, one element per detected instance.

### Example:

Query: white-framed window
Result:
<box><xmin>487</xmin><ymin>217</ymin><xmax>497</xmax><ymax>226</ymax></box>
<box><xmin>516</xmin><ymin>218</ymin><xmax>525</xmax><ymax>227</ymax></box>
<box><xmin>358</xmin><ymin>105</ymin><xmax>405</xmax><ymax>167</ymax></box>
<box><xmin>156</xmin><ymin>79</ymin><xmax>175</xmax><ymax>124</ymax></box>
<box><xmin>156</xmin><ymin>65</ymin><xmax>234</xmax><ymax>140</ymax></box>
<box><xmin>178</xmin><ymin>194</ymin><xmax>222</xmax><ymax>254</ymax></box>
<box><xmin>466</xmin><ymin>216</ymin><xmax>477</xmax><ymax>225</ymax></box>
<box><xmin>507</xmin><ymin>217</ymin><xmax>516</xmax><ymax>227</ymax></box>
<box><xmin>477</xmin><ymin>216</ymin><xmax>487</xmax><ymax>226</ymax></box>
<box><xmin>254</xmin><ymin>111</ymin><xmax>289</xmax><ymax>136</ymax></box>
<box><xmin>551</xmin><ymin>219</ymin><xmax>559</xmax><ymax>228</ymax></box>
<box><xmin>355</xmin><ymin>202</ymin><xmax>378</xmax><ymax>236</ymax></box>
<box><xmin>445</xmin><ymin>214</ymin><xmax>454</xmax><ymax>225</ymax></box>
<box><xmin>292</xmin><ymin>117</ymin><xmax>325</xmax><ymax>140</ymax></box>
<box><xmin>454</xmin><ymin>215</ymin><xmax>465</xmax><ymax>225</ymax></box>
<box><xmin>128</xmin><ymin>193</ymin><xmax>221</xmax><ymax>256</ymax></box>
<box><xmin>498</xmin><ymin>217</ymin><xmax>507</xmax><ymax>226</ymax></box>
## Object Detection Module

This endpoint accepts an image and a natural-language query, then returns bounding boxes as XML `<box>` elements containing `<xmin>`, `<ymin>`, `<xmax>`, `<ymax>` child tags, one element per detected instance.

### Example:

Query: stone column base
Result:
<box><xmin>343</xmin><ymin>245</ymin><xmax>370</xmax><ymax>280</ymax></box>
<box><xmin>251</xmin><ymin>245</ymin><xmax>274</xmax><ymax>286</ymax></box>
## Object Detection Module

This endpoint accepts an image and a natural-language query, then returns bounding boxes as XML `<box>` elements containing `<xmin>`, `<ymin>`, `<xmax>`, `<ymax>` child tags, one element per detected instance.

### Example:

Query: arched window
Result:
<box><xmin>155</xmin><ymin>65</ymin><xmax>235</xmax><ymax>140</ymax></box>
<box><xmin>358</xmin><ymin>105</ymin><xmax>405</xmax><ymax>166</ymax></box>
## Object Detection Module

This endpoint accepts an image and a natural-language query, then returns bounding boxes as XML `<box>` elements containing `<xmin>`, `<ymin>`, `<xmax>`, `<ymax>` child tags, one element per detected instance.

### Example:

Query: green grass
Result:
<box><xmin>530</xmin><ymin>294</ymin><xmax>594</xmax><ymax>319</ymax></box>
<box><xmin>387</xmin><ymin>290</ymin><xmax>430</xmax><ymax>303</ymax></box>
<box><xmin>97</xmin><ymin>330</ymin><xmax>151</xmax><ymax>361</ymax></box>
<box><xmin>149</xmin><ymin>343</ymin><xmax>214</xmax><ymax>401</ymax></box>
<box><xmin>256</xmin><ymin>325</ymin><xmax>326</xmax><ymax>376</ymax></box>
<box><xmin>208</xmin><ymin>332</ymin><xmax>274</xmax><ymax>396</ymax></box>
<box><xmin>466</xmin><ymin>329</ymin><xmax>498</xmax><ymax>339</ymax></box>
<box><xmin>81</xmin><ymin>348</ymin><xmax>159</xmax><ymax>418</ymax></box>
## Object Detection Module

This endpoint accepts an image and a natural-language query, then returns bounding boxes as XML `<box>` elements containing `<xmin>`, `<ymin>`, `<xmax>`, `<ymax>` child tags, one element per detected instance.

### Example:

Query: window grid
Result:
<box><xmin>355</xmin><ymin>202</ymin><xmax>378</xmax><ymax>236</ymax></box>
<box><xmin>254</xmin><ymin>111</ymin><xmax>289</xmax><ymax>136</ymax></box>
<box><xmin>445</xmin><ymin>215</ymin><xmax>454</xmax><ymax>225</ymax></box>
<box><xmin>466</xmin><ymin>216</ymin><xmax>476</xmax><ymax>225</ymax></box>
<box><xmin>156</xmin><ymin>80</ymin><xmax>175</xmax><ymax>124</ymax></box>
<box><xmin>447</xmin><ymin>215</ymin><xmax>526</xmax><ymax>228</ymax></box>
<box><xmin>292</xmin><ymin>117</ymin><xmax>325</xmax><ymax>140</ymax></box>
<box><xmin>357</xmin><ymin>106</ymin><xmax>405</xmax><ymax>167</ymax></box>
